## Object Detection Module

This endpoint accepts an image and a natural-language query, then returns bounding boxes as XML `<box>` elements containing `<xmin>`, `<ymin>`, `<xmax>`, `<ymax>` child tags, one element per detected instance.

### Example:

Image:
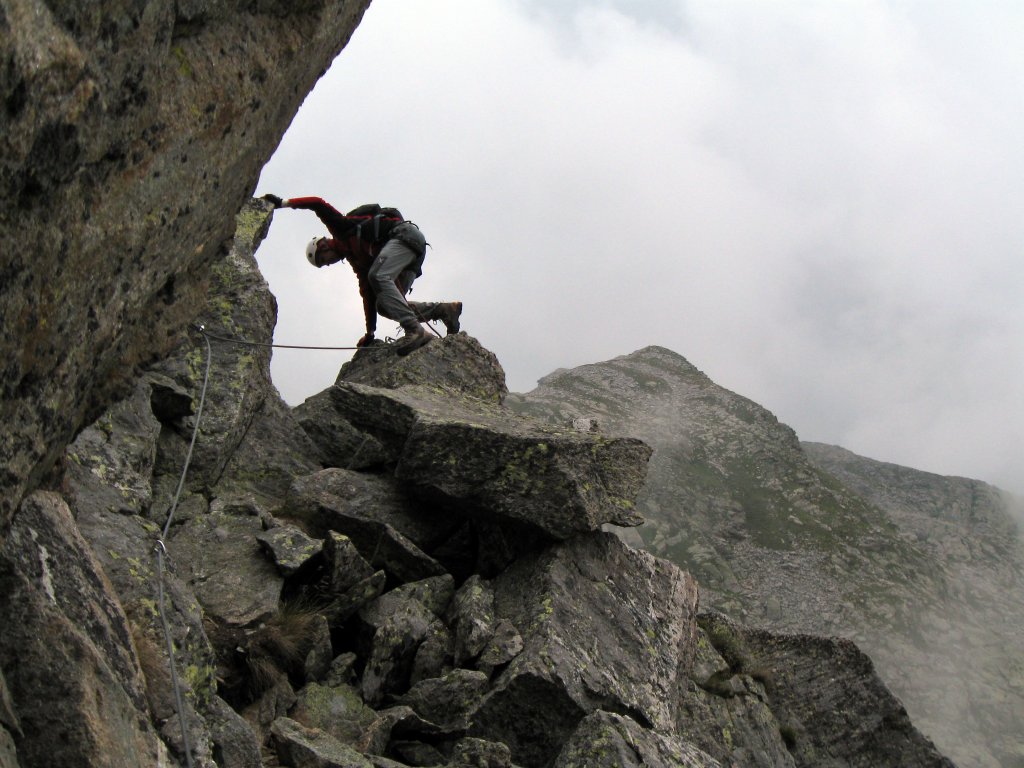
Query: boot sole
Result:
<box><xmin>396</xmin><ymin>334</ymin><xmax>432</xmax><ymax>357</ymax></box>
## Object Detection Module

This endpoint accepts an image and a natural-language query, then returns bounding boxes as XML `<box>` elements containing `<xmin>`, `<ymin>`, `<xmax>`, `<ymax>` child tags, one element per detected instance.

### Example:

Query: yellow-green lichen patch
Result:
<box><xmin>182</xmin><ymin>661</ymin><xmax>218</xmax><ymax>707</ymax></box>
<box><xmin>233</xmin><ymin>206</ymin><xmax>271</xmax><ymax>246</ymax></box>
<box><xmin>171</xmin><ymin>46</ymin><xmax>193</xmax><ymax>78</ymax></box>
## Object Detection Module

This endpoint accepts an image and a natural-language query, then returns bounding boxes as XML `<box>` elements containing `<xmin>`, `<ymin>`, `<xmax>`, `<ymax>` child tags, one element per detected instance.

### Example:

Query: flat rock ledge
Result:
<box><xmin>325</xmin><ymin>381</ymin><xmax>650</xmax><ymax>540</ymax></box>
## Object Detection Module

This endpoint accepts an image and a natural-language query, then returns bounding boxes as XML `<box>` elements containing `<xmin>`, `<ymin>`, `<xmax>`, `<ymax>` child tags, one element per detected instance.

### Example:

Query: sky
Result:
<box><xmin>255</xmin><ymin>0</ymin><xmax>1024</xmax><ymax>497</ymax></box>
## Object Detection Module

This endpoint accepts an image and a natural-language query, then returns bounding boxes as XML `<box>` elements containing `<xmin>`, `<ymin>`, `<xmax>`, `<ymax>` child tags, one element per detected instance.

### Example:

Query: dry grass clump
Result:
<box><xmin>244</xmin><ymin>600</ymin><xmax>325</xmax><ymax>695</ymax></box>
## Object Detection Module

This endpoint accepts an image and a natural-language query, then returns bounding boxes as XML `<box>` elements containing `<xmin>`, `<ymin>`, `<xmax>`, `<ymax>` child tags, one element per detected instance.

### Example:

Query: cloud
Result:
<box><xmin>255</xmin><ymin>0</ymin><xmax>1024</xmax><ymax>494</ymax></box>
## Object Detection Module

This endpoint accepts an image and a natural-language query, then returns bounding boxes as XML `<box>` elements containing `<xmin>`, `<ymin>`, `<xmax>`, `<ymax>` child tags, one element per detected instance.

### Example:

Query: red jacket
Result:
<box><xmin>285</xmin><ymin>197</ymin><xmax>403</xmax><ymax>334</ymax></box>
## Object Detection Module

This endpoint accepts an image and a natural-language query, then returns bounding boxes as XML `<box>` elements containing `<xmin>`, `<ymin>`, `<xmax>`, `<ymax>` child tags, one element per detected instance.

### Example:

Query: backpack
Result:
<box><xmin>346</xmin><ymin>203</ymin><xmax>405</xmax><ymax>244</ymax></box>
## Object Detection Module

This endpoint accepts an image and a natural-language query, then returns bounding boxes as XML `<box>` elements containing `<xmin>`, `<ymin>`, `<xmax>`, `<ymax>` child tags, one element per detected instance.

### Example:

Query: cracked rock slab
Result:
<box><xmin>469</xmin><ymin>533</ymin><xmax>699</xmax><ymax>767</ymax></box>
<box><xmin>553</xmin><ymin>711</ymin><xmax>721</xmax><ymax>768</ymax></box>
<box><xmin>329</xmin><ymin>383</ymin><xmax>651</xmax><ymax>539</ymax></box>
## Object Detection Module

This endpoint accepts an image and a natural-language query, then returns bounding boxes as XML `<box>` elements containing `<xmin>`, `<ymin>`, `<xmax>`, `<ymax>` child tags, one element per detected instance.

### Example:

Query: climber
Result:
<box><xmin>260</xmin><ymin>194</ymin><xmax>462</xmax><ymax>356</ymax></box>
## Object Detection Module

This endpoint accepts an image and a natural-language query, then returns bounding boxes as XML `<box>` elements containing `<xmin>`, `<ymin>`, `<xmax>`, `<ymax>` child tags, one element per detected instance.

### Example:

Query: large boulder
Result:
<box><xmin>312</xmin><ymin>531</ymin><xmax>387</xmax><ymax>626</ymax></box>
<box><xmin>396</xmin><ymin>669</ymin><xmax>491</xmax><ymax>731</ymax></box>
<box><xmin>729</xmin><ymin>618</ymin><xmax>956</xmax><ymax>768</ymax></box>
<box><xmin>447</xmin><ymin>575</ymin><xmax>498</xmax><ymax>667</ymax></box>
<box><xmin>293</xmin><ymin>388</ymin><xmax>393</xmax><ymax>470</ymax></box>
<box><xmin>450</xmin><ymin>737</ymin><xmax>515</xmax><ymax>768</ymax></box>
<box><xmin>326</xmin><ymin>382</ymin><xmax>651</xmax><ymax>539</ymax></box>
<box><xmin>468</xmin><ymin>533</ymin><xmax>699</xmax><ymax>767</ymax></box>
<box><xmin>357</xmin><ymin>576</ymin><xmax>456</xmax><ymax>706</ymax></box>
<box><xmin>270</xmin><ymin>716</ymin><xmax>374</xmax><ymax>768</ymax></box>
<box><xmin>167</xmin><ymin>509</ymin><xmax>283</xmax><ymax>628</ymax></box>
<box><xmin>289</xmin><ymin>680</ymin><xmax>378</xmax><ymax>748</ymax></box>
<box><xmin>257</xmin><ymin>523</ymin><xmax>323</xmax><ymax>577</ymax></box>
<box><xmin>206</xmin><ymin>695</ymin><xmax>263</xmax><ymax>768</ymax></box>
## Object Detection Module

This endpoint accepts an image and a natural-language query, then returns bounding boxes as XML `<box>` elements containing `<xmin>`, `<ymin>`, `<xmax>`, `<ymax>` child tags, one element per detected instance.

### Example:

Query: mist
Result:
<box><xmin>255</xmin><ymin>0</ymin><xmax>1024</xmax><ymax>495</ymax></box>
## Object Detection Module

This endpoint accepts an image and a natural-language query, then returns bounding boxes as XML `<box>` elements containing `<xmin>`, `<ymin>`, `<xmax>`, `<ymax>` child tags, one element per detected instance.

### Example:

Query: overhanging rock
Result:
<box><xmin>327</xmin><ymin>381</ymin><xmax>651</xmax><ymax>539</ymax></box>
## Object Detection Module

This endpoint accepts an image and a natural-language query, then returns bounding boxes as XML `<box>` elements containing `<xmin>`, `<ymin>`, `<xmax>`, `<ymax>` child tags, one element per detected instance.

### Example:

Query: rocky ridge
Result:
<box><xmin>0</xmin><ymin>202</ymin><xmax>954</xmax><ymax>767</ymax></box>
<box><xmin>507</xmin><ymin>348</ymin><xmax>1024</xmax><ymax>768</ymax></box>
<box><xmin>802</xmin><ymin>443</ymin><xmax>1024</xmax><ymax>768</ymax></box>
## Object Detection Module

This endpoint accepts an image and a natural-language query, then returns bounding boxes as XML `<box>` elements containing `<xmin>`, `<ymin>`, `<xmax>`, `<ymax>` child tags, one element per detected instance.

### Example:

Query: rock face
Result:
<box><xmin>470</xmin><ymin>533</ymin><xmax>698</xmax><ymax>765</ymax></box>
<box><xmin>0</xmin><ymin>204</ymin><xmax>954</xmax><ymax>766</ymax></box>
<box><xmin>508</xmin><ymin>346</ymin><xmax>1024</xmax><ymax>768</ymax></box>
<box><xmin>0</xmin><ymin>0</ymin><xmax>372</xmax><ymax>530</ymax></box>
<box><xmin>0</xmin><ymin>492</ymin><xmax>167</xmax><ymax>768</ymax></box>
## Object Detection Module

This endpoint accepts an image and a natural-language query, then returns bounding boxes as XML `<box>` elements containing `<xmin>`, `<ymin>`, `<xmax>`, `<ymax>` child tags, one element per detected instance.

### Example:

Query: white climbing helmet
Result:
<box><xmin>305</xmin><ymin>237</ymin><xmax>321</xmax><ymax>266</ymax></box>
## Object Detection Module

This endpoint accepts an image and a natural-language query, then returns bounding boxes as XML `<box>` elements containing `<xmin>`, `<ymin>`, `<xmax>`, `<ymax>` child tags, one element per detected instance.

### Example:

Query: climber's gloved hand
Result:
<box><xmin>261</xmin><ymin>193</ymin><xmax>283</xmax><ymax>208</ymax></box>
<box><xmin>356</xmin><ymin>332</ymin><xmax>375</xmax><ymax>347</ymax></box>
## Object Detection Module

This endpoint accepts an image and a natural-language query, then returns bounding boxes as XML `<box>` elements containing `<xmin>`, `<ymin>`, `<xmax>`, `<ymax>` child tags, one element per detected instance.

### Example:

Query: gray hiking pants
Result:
<box><xmin>368</xmin><ymin>239</ymin><xmax>420</xmax><ymax>329</ymax></box>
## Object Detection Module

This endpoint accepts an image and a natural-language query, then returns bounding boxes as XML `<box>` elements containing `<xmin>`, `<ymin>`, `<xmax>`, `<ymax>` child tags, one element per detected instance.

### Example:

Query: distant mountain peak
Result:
<box><xmin>512</xmin><ymin>348</ymin><xmax>1024</xmax><ymax>768</ymax></box>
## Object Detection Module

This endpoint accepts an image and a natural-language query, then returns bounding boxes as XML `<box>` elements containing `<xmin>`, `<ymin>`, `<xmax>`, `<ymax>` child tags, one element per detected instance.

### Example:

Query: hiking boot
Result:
<box><xmin>435</xmin><ymin>301</ymin><xmax>462</xmax><ymax>335</ymax></box>
<box><xmin>395</xmin><ymin>325</ymin><xmax>432</xmax><ymax>357</ymax></box>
